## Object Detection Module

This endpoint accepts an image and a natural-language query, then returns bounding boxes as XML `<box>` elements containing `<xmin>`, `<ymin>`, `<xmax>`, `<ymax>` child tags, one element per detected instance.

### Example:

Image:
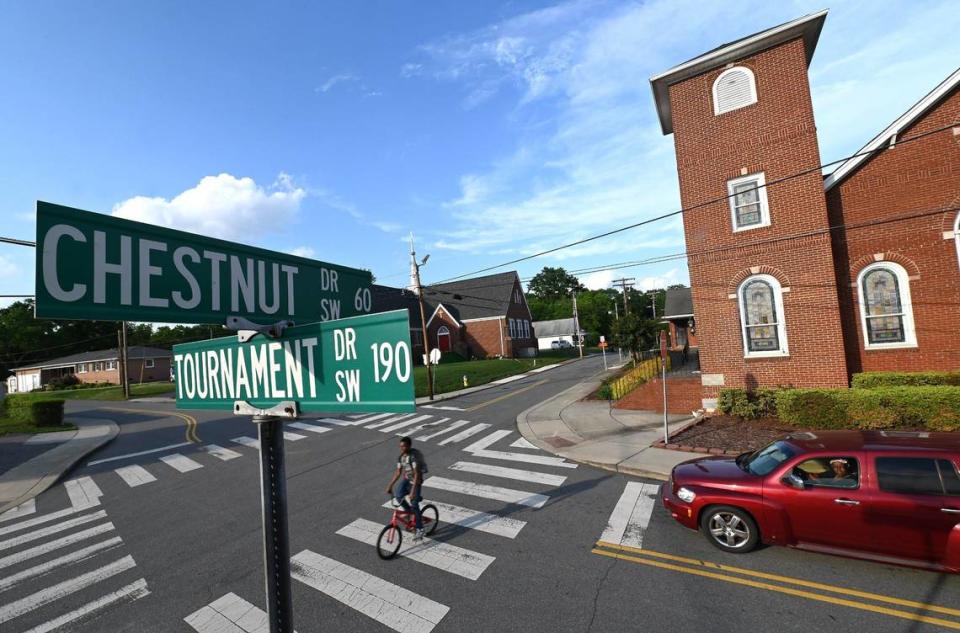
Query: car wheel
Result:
<box><xmin>699</xmin><ymin>505</ymin><xmax>759</xmax><ymax>553</ymax></box>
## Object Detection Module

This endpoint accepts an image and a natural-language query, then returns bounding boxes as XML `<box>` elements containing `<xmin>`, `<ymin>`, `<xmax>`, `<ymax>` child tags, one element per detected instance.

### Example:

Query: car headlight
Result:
<box><xmin>676</xmin><ymin>487</ymin><xmax>696</xmax><ymax>503</ymax></box>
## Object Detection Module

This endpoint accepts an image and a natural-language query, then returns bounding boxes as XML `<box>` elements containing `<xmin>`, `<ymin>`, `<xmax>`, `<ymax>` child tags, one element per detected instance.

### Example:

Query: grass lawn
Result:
<box><xmin>0</xmin><ymin>417</ymin><xmax>77</xmax><ymax>437</ymax></box>
<box><xmin>9</xmin><ymin>382</ymin><xmax>176</xmax><ymax>402</ymax></box>
<box><xmin>413</xmin><ymin>356</ymin><xmax>568</xmax><ymax>397</ymax></box>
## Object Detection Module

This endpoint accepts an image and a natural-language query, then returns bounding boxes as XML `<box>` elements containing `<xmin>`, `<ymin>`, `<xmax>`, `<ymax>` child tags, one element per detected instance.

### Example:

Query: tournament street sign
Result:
<box><xmin>172</xmin><ymin>310</ymin><xmax>415</xmax><ymax>413</ymax></box>
<box><xmin>35</xmin><ymin>201</ymin><xmax>374</xmax><ymax>324</ymax></box>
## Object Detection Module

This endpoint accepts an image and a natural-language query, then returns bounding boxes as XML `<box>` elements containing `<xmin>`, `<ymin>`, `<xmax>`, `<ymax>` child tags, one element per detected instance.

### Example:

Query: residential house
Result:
<box><xmin>532</xmin><ymin>318</ymin><xmax>581</xmax><ymax>351</ymax></box>
<box><xmin>650</xmin><ymin>10</ymin><xmax>960</xmax><ymax>409</ymax></box>
<box><xmin>8</xmin><ymin>346</ymin><xmax>173</xmax><ymax>393</ymax></box>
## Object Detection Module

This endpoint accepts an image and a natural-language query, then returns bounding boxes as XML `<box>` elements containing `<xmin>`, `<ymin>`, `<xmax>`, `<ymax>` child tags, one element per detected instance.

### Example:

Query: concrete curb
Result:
<box><xmin>415</xmin><ymin>355</ymin><xmax>590</xmax><ymax>405</ymax></box>
<box><xmin>0</xmin><ymin>417</ymin><xmax>119</xmax><ymax>514</ymax></box>
<box><xmin>516</xmin><ymin>374</ymin><xmax>697</xmax><ymax>480</ymax></box>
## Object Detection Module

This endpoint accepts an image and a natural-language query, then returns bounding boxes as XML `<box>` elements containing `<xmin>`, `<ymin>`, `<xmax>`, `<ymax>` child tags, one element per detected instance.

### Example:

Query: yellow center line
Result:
<box><xmin>465</xmin><ymin>379</ymin><xmax>549</xmax><ymax>412</ymax></box>
<box><xmin>591</xmin><ymin>548</ymin><xmax>960</xmax><ymax>630</ymax></box>
<box><xmin>594</xmin><ymin>541</ymin><xmax>960</xmax><ymax>618</ymax></box>
<box><xmin>102</xmin><ymin>407</ymin><xmax>201</xmax><ymax>444</ymax></box>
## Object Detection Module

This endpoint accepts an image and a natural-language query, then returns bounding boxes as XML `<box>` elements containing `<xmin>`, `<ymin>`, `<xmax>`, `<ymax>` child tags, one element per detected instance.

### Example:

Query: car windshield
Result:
<box><xmin>741</xmin><ymin>440</ymin><xmax>796</xmax><ymax>476</ymax></box>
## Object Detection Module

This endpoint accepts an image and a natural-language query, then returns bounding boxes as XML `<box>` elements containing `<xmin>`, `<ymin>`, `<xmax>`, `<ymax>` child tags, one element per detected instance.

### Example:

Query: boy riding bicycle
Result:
<box><xmin>385</xmin><ymin>436</ymin><xmax>428</xmax><ymax>540</ymax></box>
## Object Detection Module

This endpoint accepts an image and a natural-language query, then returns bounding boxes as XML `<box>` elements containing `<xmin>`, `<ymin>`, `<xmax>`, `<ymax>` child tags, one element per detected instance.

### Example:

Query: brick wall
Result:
<box><xmin>463</xmin><ymin>318</ymin><xmax>508</xmax><ymax>358</ymax></box>
<box><xmin>827</xmin><ymin>87</ymin><xmax>960</xmax><ymax>373</ymax></box>
<box><xmin>616</xmin><ymin>376</ymin><xmax>702</xmax><ymax>414</ymax></box>
<box><xmin>669</xmin><ymin>38</ymin><xmax>850</xmax><ymax>402</ymax></box>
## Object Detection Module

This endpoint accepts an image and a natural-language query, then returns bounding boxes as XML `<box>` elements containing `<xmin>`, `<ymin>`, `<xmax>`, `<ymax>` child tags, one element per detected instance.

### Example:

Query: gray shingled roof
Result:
<box><xmin>532</xmin><ymin>318</ymin><xmax>578</xmax><ymax>337</ymax></box>
<box><xmin>663</xmin><ymin>287</ymin><xmax>694</xmax><ymax>319</ymax></box>
<box><xmin>13</xmin><ymin>346</ymin><xmax>172</xmax><ymax>372</ymax></box>
<box><xmin>372</xmin><ymin>272</ymin><xmax>524</xmax><ymax>325</ymax></box>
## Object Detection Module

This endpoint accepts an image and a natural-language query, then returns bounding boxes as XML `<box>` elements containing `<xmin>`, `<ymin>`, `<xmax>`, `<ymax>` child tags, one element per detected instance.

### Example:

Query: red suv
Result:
<box><xmin>662</xmin><ymin>430</ymin><xmax>960</xmax><ymax>572</ymax></box>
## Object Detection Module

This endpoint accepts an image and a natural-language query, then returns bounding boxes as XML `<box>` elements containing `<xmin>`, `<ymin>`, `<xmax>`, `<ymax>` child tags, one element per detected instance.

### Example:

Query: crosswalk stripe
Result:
<box><xmin>313</xmin><ymin>417</ymin><xmax>356</xmax><ymax>427</ymax></box>
<box><xmin>204</xmin><ymin>444</ymin><xmax>242</xmax><ymax>461</ymax></box>
<box><xmin>291</xmin><ymin>549</ymin><xmax>450</xmax><ymax>633</ymax></box>
<box><xmin>65</xmin><ymin>476</ymin><xmax>103</xmax><ymax>510</ymax></box>
<box><xmin>114</xmin><ymin>465</ymin><xmax>157</xmax><ymax>487</ymax></box>
<box><xmin>381</xmin><ymin>500</ymin><xmax>525</xmax><ymax>539</ymax></box>
<box><xmin>437</xmin><ymin>423</ymin><xmax>490</xmax><ymax>446</ymax></box>
<box><xmin>159</xmin><ymin>453</ymin><xmax>204</xmax><ymax>473</ymax></box>
<box><xmin>348</xmin><ymin>413</ymin><xmax>369</xmax><ymax>419</ymax></box>
<box><xmin>379</xmin><ymin>414</ymin><xmax>433</xmax><ymax>434</ymax></box>
<box><xmin>403</xmin><ymin>417</ymin><xmax>449</xmax><ymax>437</ymax></box>
<box><xmin>448</xmin><ymin>461</ymin><xmax>567</xmax><ymax>486</ymax></box>
<box><xmin>283</xmin><ymin>431</ymin><xmax>306</xmax><ymax>441</ymax></box>
<box><xmin>469</xmin><ymin>449</ymin><xmax>578</xmax><ymax>469</ymax></box>
<box><xmin>0</xmin><ymin>536</ymin><xmax>123</xmax><ymax>592</ymax></box>
<box><xmin>337</xmin><ymin>518</ymin><xmax>494</xmax><ymax>580</ymax></box>
<box><xmin>599</xmin><ymin>482</ymin><xmax>659</xmax><ymax>548</ymax></box>
<box><xmin>416</xmin><ymin>420</ymin><xmax>470</xmax><ymax>441</ymax></box>
<box><xmin>0</xmin><ymin>508</ymin><xmax>80</xmax><ymax>538</ymax></box>
<box><xmin>0</xmin><ymin>510</ymin><xmax>107</xmax><ymax>551</ymax></box>
<box><xmin>185</xmin><ymin>591</ymin><xmax>289</xmax><ymax>633</ymax></box>
<box><xmin>422</xmin><ymin>477</ymin><xmax>549</xmax><ymax>508</ymax></box>
<box><xmin>22</xmin><ymin>578</ymin><xmax>149</xmax><ymax>633</ymax></box>
<box><xmin>510</xmin><ymin>437</ymin><xmax>539</xmax><ymax>450</ymax></box>
<box><xmin>231</xmin><ymin>436</ymin><xmax>260</xmax><ymax>450</ymax></box>
<box><xmin>0</xmin><ymin>500</ymin><xmax>36</xmax><ymax>523</ymax></box>
<box><xmin>0</xmin><ymin>523</ymin><xmax>115</xmax><ymax>570</ymax></box>
<box><xmin>353</xmin><ymin>412</ymin><xmax>393</xmax><ymax>424</ymax></box>
<box><xmin>288</xmin><ymin>421</ymin><xmax>332</xmax><ymax>434</ymax></box>
<box><xmin>0</xmin><ymin>554</ymin><xmax>137</xmax><ymax>624</ymax></box>
<box><xmin>367</xmin><ymin>413</ymin><xmax>414</xmax><ymax>429</ymax></box>
<box><xmin>462</xmin><ymin>430</ymin><xmax>512</xmax><ymax>453</ymax></box>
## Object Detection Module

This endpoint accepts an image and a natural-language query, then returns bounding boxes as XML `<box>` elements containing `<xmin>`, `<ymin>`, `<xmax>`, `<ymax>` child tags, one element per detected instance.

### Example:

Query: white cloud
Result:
<box><xmin>111</xmin><ymin>173</ymin><xmax>306</xmax><ymax>241</ymax></box>
<box><xmin>287</xmin><ymin>246</ymin><xmax>316</xmax><ymax>259</ymax></box>
<box><xmin>317</xmin><ymin>73</ymin><xmax>360</xmax><ymax>93</ymax></box>
<box><xmin>579</xmin><ymin>269</ymin><xmax>614</xmax><ymax>290</ymax></box>
<box><xmin>0</xmin><ymin>254</ymin><xmax>19</xmax><ymax>278</ymax></box>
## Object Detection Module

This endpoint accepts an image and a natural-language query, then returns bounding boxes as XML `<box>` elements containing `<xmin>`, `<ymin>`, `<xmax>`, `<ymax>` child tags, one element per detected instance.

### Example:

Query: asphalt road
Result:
<box><xmin>3</xmin><ymin>355</ymin><xmax>960</xmax><ymax>633</ymax></box>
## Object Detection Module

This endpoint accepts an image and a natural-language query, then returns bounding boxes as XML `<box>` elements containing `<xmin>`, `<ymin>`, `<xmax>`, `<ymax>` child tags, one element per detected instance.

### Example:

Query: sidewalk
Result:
<box><xmin>0</xmin><ymin>416</ymin><xmax>118</xmax><ymax>514</ymax></box>
<box><xmin>516</xmin><ymin>373</ymin><xmax>698</xmax><ymax>480</ymax></box>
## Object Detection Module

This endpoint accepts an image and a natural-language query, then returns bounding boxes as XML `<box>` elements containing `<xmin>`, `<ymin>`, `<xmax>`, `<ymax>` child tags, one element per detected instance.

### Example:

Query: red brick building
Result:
<box><xmin>650</xmin><ymin>10</ymin><xmax>960</xmax><ymax>409</ymax></box>
<box><xmin>372</xmin><ymin>271</ymin><xmax>538</xmax><ymax>362</ymax></box>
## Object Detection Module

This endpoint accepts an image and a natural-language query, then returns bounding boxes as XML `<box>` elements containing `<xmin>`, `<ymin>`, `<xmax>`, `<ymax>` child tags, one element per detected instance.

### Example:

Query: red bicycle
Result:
<box><xmin>376</xmin><ymin>497</ymin><xmax>439</xmax><ymax>559</ymax></box>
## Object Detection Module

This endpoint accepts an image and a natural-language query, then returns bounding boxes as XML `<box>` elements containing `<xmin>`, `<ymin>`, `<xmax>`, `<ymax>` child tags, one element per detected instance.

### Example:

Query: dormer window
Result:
<box><xmin>713</xmin><ymin>66</ymin><xmax>757</xmax><ymax>115</ymax></box>
<box><xmin>727</xmin><ymin>172</ymin><xmax>770</xmax><ymax>231</ymax></box>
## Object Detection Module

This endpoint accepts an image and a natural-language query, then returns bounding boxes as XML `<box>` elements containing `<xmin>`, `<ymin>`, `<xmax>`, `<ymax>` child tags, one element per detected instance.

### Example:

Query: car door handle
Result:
<box><xmin>942</xmin><ymin>508</ymin><xmax>960</xmax><ymax>515</ymax></box>
<box><xmin>833</xmin><ymin>498</ymin><xmax>860</xmax><ymax>506</ymax></box>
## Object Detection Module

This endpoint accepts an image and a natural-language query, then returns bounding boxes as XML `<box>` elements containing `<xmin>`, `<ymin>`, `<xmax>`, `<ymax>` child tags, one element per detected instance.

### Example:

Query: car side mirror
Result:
<box><xmin>782</xmin><ymin>473</ymin><xmax>805</xmax><ymax>490</ymax></box>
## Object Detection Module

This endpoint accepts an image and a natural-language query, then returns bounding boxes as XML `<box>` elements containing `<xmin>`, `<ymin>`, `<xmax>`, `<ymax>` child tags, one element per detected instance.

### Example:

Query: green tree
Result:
<box><xmin>528</xmin><ymin>267</ymin><xmax>584</xmax><ymax>300</ymax></box>
<box><xmin>573</xmin><ymin>290</ymin><xmax>614</xmax><ymax>341</ymax></box>
<box><xmin>611</xmin><ymin>313</ymin><xmax>660</xmax><ymax>362</ymax></box>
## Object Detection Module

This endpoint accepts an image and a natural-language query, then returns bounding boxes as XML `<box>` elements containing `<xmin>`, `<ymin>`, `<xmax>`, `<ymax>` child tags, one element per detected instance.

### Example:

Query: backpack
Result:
<box><xmin>407</xmin><ymin>448</ymin><xmax>429</xmax><ymax>475</ymax></box>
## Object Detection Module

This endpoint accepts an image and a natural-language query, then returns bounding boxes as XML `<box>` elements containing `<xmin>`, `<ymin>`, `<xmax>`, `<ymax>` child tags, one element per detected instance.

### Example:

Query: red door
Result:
<box><xmin>437</xmin><ymin>326</ymin><xmax>451</xmax><ymax>352</ymax></box>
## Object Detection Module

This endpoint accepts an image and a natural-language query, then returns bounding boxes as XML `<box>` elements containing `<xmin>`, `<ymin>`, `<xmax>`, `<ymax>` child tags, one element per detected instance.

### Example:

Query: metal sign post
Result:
<box><xmin>660</xmin><ymin>331</ymin><xmax>669</xmax><ymax>444</ymax></box>
<box><xmin>599</xmin><ymin>335</ymin><xmax>608</xmax><ymax>370</ymax></box>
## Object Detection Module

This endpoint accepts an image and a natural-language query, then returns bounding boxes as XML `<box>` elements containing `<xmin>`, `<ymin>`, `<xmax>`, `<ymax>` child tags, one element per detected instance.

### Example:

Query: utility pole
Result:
<box><xmin>612</xmin><ymin>302</ymin><xmax>622</xmax><ymax>363</ymax></box>
<box><xmin>612</xmin><ymin>277</ymin><xmax>635</xmax><ymax>316</ymax></box>
<box><xmin>571</xmin><ymin>289</ymin><xmax>583</xmax><ymax>359</ymax></box>
<box><xmin>117</xmin><ymin>328</ymin><xmax>126</xmax><ymax>393</ymax></box>
<box><xmin>410</xmin><ymin>235</ymin><xmax>434</xmax><ymax>400</ymax></box>
<box><xmin>650</xmin><ymin>292</ymin><xmax>657</xmax><ymax>320</ymax></box>
<box><xmin>120</xmin><ymin>321</ymin><xmax>130</xmax><ymax>400</ymax></box>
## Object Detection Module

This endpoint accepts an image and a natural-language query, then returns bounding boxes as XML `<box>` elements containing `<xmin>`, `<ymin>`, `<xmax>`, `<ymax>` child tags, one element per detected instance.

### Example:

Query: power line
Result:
<box><xmin>0</xmin><ymin>236</ymin><xmax>35</xmax><ymax>247</ymax></box>
<box><xmin>432</xmin><ymin>121</ymin><xmax>959</xmax><ymax>284</ymax></box>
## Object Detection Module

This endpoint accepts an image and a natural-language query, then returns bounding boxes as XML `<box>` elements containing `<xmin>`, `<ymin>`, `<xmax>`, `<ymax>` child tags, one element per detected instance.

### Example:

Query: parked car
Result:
<box><xmin>662</xmin><ymin>430</ymin><xmax>960</xmax><ymax>572</ymax></box>
<box><xmin>550</xmin><ymin>340</ymin><xmax>573</xmax><ymax>349</ymax></box>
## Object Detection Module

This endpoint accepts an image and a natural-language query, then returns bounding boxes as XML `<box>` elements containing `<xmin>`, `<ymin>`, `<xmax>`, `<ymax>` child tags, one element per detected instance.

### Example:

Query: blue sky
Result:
<box><xmin>1</xmin><ymin>0</ymin><xmax>958</xmax><ymax>309</ymax></box>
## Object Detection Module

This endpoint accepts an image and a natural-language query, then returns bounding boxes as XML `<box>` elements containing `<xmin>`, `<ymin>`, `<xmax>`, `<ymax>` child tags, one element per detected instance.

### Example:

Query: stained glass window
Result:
<box><xmin>741</xmin><ymin>279</ymin><xmax>780</xmax><ymax>352</ymax></box>
<box><xmin>862</xmin><ymin>268</ymin><xmax>905</xmax><ymax>344</ymax></box>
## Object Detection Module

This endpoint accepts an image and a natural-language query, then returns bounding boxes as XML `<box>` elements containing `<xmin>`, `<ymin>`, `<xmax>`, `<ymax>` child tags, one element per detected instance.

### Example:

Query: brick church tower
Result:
<box><xmin>650</xmin><ymin>10</ymin><xmax>849</xmax><ymax>408</ymax></box>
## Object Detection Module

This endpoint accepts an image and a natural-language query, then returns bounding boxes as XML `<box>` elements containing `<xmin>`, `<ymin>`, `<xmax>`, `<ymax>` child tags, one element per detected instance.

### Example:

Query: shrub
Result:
<box><xmin>46</xmin><ymin>374</ymin><xmax>80</xmax><ymax>390</ymax></box>
<box><xmin>595</xmin><ymin>382</ymin><xmax>613</xmax><ymax>400</ymax></box>
<box><xmin>30</xmin><ymin>400</ymin><xmax>65</xmax><ymax>427</ymax></box>
<box><xmin>776</xmin><ymin>386</ymin><xmax>960</xmax><ymax>431</ymax></box>
<box><xmin>717</xmin><ymin>388</ymin><xmax>778</xmax><ymax>419</ymax></box>
<box><xmin>852</xmin><ymin>371</ymin><xmax>960</xmax><ymax>389</ymax></box>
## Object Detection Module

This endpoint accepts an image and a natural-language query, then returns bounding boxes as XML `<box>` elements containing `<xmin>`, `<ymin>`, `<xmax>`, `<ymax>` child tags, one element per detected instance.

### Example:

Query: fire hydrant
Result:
<box><xmin>463</xmin><ymin>375</ymin><xmax>469</xmax><ymax>388</ymax></box>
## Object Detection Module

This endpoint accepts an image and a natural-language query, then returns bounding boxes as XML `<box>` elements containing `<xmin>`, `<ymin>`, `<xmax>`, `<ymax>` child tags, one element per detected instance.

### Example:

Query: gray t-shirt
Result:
<box><xmin>398</xmin><ymin>449</ymin><xmax>427</xmax><ymax>481</ymax></box>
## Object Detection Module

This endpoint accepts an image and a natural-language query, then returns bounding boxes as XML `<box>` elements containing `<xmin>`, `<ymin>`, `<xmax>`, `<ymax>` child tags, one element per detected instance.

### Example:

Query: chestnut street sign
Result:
<box><xmin>35</xmin><ymin>201</ymin><xmax>374</xmax><ymax>324</ymax></box>
<box><xmin>172</xmin><ymin>310</ymin><xmax>415</xmax><ymax>413</ymax></box>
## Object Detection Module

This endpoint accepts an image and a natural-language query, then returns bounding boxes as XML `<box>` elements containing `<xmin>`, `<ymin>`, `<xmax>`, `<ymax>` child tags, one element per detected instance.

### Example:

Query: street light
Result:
<box><xmin>412</xmin><ymin>247</ymin><xmax>434</xmax><ymax>400</ymax></box>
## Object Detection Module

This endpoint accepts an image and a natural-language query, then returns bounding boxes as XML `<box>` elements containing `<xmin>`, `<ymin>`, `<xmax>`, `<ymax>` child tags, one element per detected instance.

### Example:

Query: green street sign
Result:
<box><xmin>172</xmin><ymin>310</ymin><xmax>415</xmax><ymax>413</ymax></box>
<box><xmin>35</xmin><ymin>201</ymin><xmax>374</xmax><ymax>324</ymax></box>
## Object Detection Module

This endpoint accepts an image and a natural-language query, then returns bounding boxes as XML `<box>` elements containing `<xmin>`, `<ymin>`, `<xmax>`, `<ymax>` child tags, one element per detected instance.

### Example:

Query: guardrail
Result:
<box><xmin>609</xmin><ymin>356</ymin><xmax>670</xmax><ymax>400</ymax></box>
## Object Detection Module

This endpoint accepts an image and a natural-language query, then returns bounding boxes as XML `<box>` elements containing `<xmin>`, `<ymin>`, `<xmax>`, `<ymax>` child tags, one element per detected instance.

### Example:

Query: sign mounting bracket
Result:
<box><xmin>233</xmin><ymin>400</ymin><xmax>300</xmax><ymax>419</ymax></box>
<box><xmin>226</xmin><ymin>316</ymin><xmax>295</xmax><ymax>343</ymax></box>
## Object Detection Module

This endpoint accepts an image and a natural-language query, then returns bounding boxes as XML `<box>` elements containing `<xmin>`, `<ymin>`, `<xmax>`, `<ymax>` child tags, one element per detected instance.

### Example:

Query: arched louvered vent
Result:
<box><xmin>713</xmin><ymin>67</ymin><xmax>757</xmax><ymax>115</ymax></box>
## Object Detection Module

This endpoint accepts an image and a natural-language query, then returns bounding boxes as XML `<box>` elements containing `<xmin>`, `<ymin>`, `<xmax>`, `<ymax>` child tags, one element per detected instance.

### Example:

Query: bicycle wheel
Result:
<box><xmin>420</xmin><ymin>504</ymin><xmax>439</xmax><ymax>536</ymax></box>
<box><xmin>377</xmin><ymin>524</ymin><xmax>402</xmax><ymax>560</ymax></box>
